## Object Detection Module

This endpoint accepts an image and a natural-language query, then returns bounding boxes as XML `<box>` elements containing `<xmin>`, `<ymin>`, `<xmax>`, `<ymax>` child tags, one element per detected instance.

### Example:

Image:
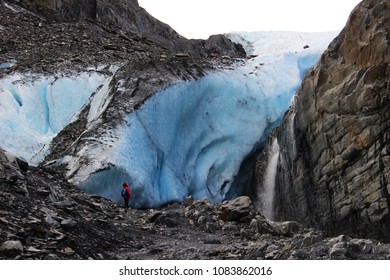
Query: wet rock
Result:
<box><xmin>0</xmin><ymin>240</ymin><xmax>23</xmax><ymax>257</ymax></box>
<box><xmin>218</xmin><ymin>196</ymin><xmax>253</xmax><ymax>221</ymax></box>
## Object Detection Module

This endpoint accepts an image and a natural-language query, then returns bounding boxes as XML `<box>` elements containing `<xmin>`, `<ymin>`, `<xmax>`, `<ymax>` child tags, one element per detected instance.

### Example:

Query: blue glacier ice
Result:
<box><xmin>0</xmin><ymin>31</ymin><xmax>337</xmax><ymax>209</ymax></box>
<box><xmin>114</xmin><ymin>73</ymin><xmax>290</xmax><ymax>208</ymax></box>
<box><xmin>0</xmin><ymin>72</ymin><xmax>108</xmax><ymax>163</ymax></box>
<box><xmin>0</xmin><ymin>61</ymin><xmax>16</xmax><ymax>69</ymax></box>
<box><xmin>80</xmin><ymin>31</ymin><xmax>338</xmax><ymax>208</ymax></box>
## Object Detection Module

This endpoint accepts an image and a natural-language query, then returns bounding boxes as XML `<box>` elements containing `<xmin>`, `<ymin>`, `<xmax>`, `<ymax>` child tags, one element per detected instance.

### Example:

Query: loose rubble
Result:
<box><xmin>1</xmin><ymin>148</ymin><xmax>390</xmax><ymax>260</ymax></box>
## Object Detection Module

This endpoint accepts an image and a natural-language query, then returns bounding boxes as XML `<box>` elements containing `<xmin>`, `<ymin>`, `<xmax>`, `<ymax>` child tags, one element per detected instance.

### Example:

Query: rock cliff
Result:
<box><xmin>252</xmin><ymin>0</ymin><xmax>390</xmax><ymax>241</ymax></box>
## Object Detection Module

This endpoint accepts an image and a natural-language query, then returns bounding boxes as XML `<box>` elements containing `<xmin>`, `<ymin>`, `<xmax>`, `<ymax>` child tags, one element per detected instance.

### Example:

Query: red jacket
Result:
<box><xmin>122</xmin><ymin>184</ymin><xmax>132</xmax><ymax>199</ymax></box>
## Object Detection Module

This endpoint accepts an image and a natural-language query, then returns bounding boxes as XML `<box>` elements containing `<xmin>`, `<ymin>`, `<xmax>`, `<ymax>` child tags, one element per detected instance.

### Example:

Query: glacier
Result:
<box><xmin>0</xmin><ymin>71</ymin><xmax>109</xmax><ymax>164</ymax></box>
<box><xmin>79</xmin><ymin>31</ymin><xmax>338</xmax><ymax>208</ymax></box>
<box><xmin>0</xmin><ymin>32</ymin><xmax>337</xmax><ymax>208</ymax></box>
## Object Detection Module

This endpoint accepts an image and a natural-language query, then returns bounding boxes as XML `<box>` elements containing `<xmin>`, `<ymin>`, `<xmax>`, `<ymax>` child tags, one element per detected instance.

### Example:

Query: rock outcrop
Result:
<box><xmin>6</xmin><ymin>0</ymin><xmax>246</xmax><ymax>58</ymax></box>
<box><xmin>252</xmin><ymin>0</ymin><xmax>390</xmax><ymax>241</ymax></box>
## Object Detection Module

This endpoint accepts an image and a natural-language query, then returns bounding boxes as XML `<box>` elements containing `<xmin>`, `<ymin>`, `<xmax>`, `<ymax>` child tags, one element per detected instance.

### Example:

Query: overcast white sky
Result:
<box><xmin>138</xmin><ymin>0</ymin><xmax>362</xmax><ymax>39</ymax></box>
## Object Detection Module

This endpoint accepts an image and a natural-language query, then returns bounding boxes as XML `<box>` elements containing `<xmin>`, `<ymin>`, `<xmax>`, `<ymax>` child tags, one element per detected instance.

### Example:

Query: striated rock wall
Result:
<box><xmin>252</xmin><ymin>0</ymin><xmax>390</xmax><ymax>241</ymax></box>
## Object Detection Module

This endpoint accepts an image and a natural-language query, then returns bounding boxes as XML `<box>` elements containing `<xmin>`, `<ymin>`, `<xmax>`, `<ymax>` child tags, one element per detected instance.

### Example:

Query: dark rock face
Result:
<box><xmin>252</xmin><ymin>0</ymin><xmax>390</xmax><ymax>241</ymax></box>
<box><xmin>6</xmin><ymin>0</ymin><xmax>246</xmax><ymax>58</ymax></box>
<box><xmin>203</xmin><ymin>35</ymin><xmax>247</xmax><ymax>58</ymax></box>
<box><xmin>6</xmin><ymin>0</ymin><xmax>97</xmax><ymax>21</ymax></box>
<box><xmin>0</xmin><ymin>0</ymin><xmax>165</xmax><ymax>76</ymax></box>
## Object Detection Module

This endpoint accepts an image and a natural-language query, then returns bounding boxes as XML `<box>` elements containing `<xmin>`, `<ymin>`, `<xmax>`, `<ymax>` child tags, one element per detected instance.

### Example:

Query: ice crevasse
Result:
<box><xmin>80</xmin><ymin>32</ymin><xmax>338</xmax><ymax>208</ymax></box>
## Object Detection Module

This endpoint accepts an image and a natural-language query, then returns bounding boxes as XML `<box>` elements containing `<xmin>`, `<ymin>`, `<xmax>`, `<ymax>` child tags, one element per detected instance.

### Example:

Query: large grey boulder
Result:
<box><xmin>218</xmin><ymin>196</ymin><xmax>253</xmax><ymax>221</ymax></box>
<box><xmin>0</xmin><ymin>240</ymin><xmax>24</xmax><ymax>257</ymax></box>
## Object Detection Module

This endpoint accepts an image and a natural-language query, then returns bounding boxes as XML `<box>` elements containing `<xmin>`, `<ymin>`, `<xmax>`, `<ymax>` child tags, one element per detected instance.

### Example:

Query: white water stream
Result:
<box><xmin>262</xmin><ymin>138</ymin><xmax>280</xmax><ymax>220</ymax></box>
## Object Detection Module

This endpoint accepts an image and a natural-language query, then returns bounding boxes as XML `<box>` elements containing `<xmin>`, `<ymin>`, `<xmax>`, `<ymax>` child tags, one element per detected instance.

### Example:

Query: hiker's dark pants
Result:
<box><xmin>124</xmin><ymin>197</ymin><xmax>129</xmax><ymax>208</ymax></box>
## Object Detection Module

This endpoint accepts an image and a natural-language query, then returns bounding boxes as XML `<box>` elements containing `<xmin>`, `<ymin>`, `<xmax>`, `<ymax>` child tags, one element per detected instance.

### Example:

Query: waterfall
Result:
<box><xmin>288</xmin><ymin>96</ymin><xmax>297</xmax><ymax>156</ymax></box>
<box><xmin>262</xmin><ymin>138</ymin><xmax>280</xmax><ymax>220</ymax></box>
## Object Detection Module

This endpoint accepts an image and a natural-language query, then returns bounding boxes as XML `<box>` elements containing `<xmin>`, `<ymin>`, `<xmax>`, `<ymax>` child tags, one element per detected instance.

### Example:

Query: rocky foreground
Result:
<box><xmin>1</xmin><ymin>150</ymin><xmax>389</xmax><ymax>260</ymax></box>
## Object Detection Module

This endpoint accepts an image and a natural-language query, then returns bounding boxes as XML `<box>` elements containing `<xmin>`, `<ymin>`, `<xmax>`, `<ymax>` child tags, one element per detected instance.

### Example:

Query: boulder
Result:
<box><xmin>329</xmin><ymin>242</ymin><xmax>348</xmax><ymax>260</ymax></box>
<box><xmin>60</xmin><ymin>219</ymin><xmax>77</xmax><ymax>230</ymax></box>
<box><xmin>0</xmin><ymin>240</ymin><xmax>24</xmax><ymax>257</ymax></box>
<box><xmin>204</xmin><ymin>34</ymin><xmax>246</xmax><ymax>58</ymax></box>
<box><xmin>270</xmin><ymin>221</ymin><xmax>303</xmax><ymax>237</ymax></box>
<box><xmin>218</xmin><ymin>196</ymin><xmax>253</xmax><ymax>221</ymax></box>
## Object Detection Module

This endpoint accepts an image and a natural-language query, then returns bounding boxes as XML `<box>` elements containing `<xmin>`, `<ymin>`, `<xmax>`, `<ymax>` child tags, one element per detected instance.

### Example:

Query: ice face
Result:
<box><xmin>0</xmin><ymin>72</ymin><xmax>108</xmax><ymax>163</ymax></box>
<box><xmin>80</xmin><ymin>32</ymin><xmax>337</xmax><ymax>208</ymax></box>
<box><xmin>0</xmin><ymin>31</ymin><xmax>337</xmax><ymax>208</ymax></box>
<box><xmin>80</xmin><ymin>72</ymin><xmax>296</xmax><ymax>208</ymax></box>
<box><xmin>118</xmin><ymin>73</ymin><xmax>290</xmax><ymax>207</ymax></box>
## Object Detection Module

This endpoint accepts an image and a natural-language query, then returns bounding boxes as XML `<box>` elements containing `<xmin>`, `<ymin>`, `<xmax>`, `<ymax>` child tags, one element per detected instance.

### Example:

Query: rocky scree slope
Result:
<box><xmin>252</xmin><ymin>0</ymin><xmax>390</xmax><ymax>242</ymax></box>
<box><xmin>4</xmin><ymin>0</ymin><xmax>246</xmax><ymax>58</ymax></box>
<box><xmin>1</xmin><ymin>148</ymin><xmax>390</xmax><ymax>260</ymax></box>
<box><xmin>1</xmin><ymin>0</ymin><xmax>244</xmax><ymax>77</ymax></box>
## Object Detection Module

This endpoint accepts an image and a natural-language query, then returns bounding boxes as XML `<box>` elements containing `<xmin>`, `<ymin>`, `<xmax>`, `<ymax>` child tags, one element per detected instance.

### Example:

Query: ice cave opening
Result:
<box><xmin>80</xmin><ymin>48</ymin><xmax>323</xmax><ymax>208</ymax></box>
<box><xmin>78</xmin><ymin>31</ymin><xmax>340</xmax><ymax>209</ymax></box>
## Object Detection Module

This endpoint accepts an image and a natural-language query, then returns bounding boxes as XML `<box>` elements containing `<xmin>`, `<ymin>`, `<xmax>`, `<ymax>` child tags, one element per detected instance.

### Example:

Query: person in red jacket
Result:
<box><xmin>121</xmin><ymin>182</ymin><xmax>132</xmax><ymax>210</ymax></box>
